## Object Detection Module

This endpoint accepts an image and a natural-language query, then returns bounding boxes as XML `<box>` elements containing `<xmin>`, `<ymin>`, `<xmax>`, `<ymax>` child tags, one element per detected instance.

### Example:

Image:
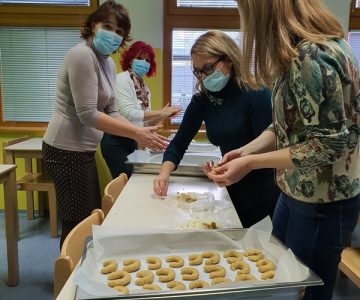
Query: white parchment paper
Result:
<box><xmin>74</xmin><ymin>217</ymin><xmax>309</xmax><ymax>297</ymax></box>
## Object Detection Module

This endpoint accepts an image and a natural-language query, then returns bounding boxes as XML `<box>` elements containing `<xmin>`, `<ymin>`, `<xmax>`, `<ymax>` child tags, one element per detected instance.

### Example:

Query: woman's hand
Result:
<box><xmin>204</xmin><ymin>156</ymin><xmax>253</xmax><ymax>187</ymax></box>
<box><xmin>218</xmin><ymin>148</ymin><xmax>244</xmax><ymax>165</ymax></box>
<box><xmin>153</xmin><ymin>173</ymin><xmax>170</xmax><ymax>197</ymax></box>
<box><xmin>160</xmin><ymin>103</ymin><xmax>181</xmax><ymax>119</ymax></box>
<box><xmin>218</xmin><ymin>143</ymin><xmax>259</xmax><ymax>166</ymax></box>
<box><xmin>135</xmin><ymin>126</ymin><xmax>168</xmax><ymax>152</ymax></box>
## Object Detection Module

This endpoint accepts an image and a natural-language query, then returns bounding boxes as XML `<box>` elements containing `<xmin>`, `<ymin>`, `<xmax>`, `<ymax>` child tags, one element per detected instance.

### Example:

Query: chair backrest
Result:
<box><xmin>54</xmin><ymin>209</ymin><xmax>104</xmax><ymax>297</ymax></box>
<box><xmin>102</xmin><ymin>173</ymin><xmax>128</xmax><ymax>216</ymax></box>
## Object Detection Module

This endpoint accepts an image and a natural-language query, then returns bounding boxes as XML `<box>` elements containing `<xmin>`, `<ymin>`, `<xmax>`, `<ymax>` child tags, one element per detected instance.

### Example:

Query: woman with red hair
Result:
<box><xmin>101</xmin><ymin>41</ymin><xmax>181</xmax><ymax>178</ymax></box>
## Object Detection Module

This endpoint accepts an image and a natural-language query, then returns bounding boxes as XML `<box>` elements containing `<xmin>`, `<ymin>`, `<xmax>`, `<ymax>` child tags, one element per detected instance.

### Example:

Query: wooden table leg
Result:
<box><xmin>4</xmin><ymin>168</ymin><xmax>19</xmax><ymax>286</ymax></box>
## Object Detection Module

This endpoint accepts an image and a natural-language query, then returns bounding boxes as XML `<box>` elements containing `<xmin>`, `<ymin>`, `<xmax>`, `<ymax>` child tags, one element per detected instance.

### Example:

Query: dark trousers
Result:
<box><xmin>42</xmin><ymin>142</ymin><xmax>101</xmax><ymax>246</ymax></box>
<box><xmin>227</xmin><ymin>173</ymin><xmax>280</xmax><ymax>228</ymax></box>
<box><xmin>272</xmin><ymin>192</ymin><xmax>360</xmax><ymax>300</ymax></box>
<box><xmin>100</xmin><ymin>133</ymin><xmax>137</xmax><ymax>179</ymax></box>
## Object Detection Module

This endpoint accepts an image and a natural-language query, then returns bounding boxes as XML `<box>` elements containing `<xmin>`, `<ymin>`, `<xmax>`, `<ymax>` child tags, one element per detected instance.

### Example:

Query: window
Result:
<box><xmin>171</xmin><ymin>29</ymin><xmax>241</xmax><ymax>124</ymax></box>
<box><xmin>0</xmin><ymin>0</ymin><xmax>89</xmax><ymax>4</ymax></box>
<box><xmin>177</xmin><ymin>0</ymin><xmax>237</xmax><ymax>8</ymax></box>
<box><xmin>349</xmin><ymin>1</ymin><xmax>360</xmax><ymax>67</ymax></box>
<box><xmin>0</xmin><ymin>27</ymin><xmax>81</xmax><ymax>122</ymax></box>
<box><xmin>164</xmin><ymin>0</ymin><xmax>239</xmax><ymax>130</ymax></box>
<box><xmin>0</xmin><ymin>0</ymin><xmax>97</xmax><ymax>127</ymax></box>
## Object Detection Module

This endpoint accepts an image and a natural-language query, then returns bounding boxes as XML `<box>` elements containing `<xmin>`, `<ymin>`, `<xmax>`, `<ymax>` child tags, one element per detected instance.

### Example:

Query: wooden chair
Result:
<box><xmin>2</xmin><ymin>136</ymin><xmax>58</xmax><ymax>237</ymax></box>
<box><xmin>101</xmin><ymin>173</ymin><xmax>128</xmax><ymax>217</ymax></box>
<box><xmin>54</xmin><ymin>209</ymin><xmax>104</xmax><ymax>298</ymax></box>
<box><xmin>338</xmin><ymin>214</ymin><xmax>360</xmax><ymax>288</ymax></box>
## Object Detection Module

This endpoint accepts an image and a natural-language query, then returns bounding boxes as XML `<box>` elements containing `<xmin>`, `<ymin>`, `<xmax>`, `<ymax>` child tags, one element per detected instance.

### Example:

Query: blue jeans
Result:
<box><xmin>272</xmin><ymin>192</ymin><xmax>360</xmax><ymax>300</ymax></box>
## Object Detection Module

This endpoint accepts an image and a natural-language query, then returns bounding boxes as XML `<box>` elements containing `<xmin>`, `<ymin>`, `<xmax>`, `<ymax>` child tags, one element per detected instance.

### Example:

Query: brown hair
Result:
<box><xmin>191</xmin><ymin>30</ymin><xmax>244</xmax><ymax>92</ymax></box>
<box><xmin>81</xmin><ymin>0</ymin><xmax>131</xmax><ymax>48</ymax></box>
<box><xmin>236</xmin><ymin>0</ymin><xmax>344</xmax><ymax>88</ymax></box>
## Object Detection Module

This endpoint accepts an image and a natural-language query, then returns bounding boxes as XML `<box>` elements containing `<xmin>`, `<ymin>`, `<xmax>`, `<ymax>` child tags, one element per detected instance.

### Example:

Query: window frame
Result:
<box><xmin>0</xmin><ymin>0</ymin><xmax>98</xmax><ymax>27</ymax></box>
<box><xmin>350</xmin><ymin>0</ymin><xmax>360</xmax><ymax>29</ymax></box>
<box><xmin>163</xmin><ymin>0</ymin><xmax>239</xmax><ymax>133</ymax></box>
<box><xmin>0</xmin><ymin>0</ymin><xmax>98</xmax><ymax>130</ymax></box>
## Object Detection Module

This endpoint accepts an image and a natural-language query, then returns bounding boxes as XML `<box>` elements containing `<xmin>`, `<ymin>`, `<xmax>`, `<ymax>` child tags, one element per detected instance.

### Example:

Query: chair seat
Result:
<box><xmin>339</xmin><ymin>247</ymin><xmax>360</xmax><ymax>288</ymax></box>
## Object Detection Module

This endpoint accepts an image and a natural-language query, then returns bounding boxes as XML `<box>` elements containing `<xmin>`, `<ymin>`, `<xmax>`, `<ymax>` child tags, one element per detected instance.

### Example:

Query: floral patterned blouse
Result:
<box><xmin>269</xmin><ymin>39</ymin><xmax>360</xmax><ymax>203</ymax></box>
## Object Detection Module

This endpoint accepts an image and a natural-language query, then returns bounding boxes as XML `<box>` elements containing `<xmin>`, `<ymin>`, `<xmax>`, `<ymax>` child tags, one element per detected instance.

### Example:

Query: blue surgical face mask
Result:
<box><xmin>202</xmin><ymin>67</ymin><xmax>230</xmax><ymax>92</ymax></box>
<box><xmin>131</xmin><ymin>59</ymin><xmax>151</xmax><ymax>78</ymax></box>
<box><xmin>93</xmin><ymin>29</ymin><xmax>123</xmax><ymax>56</ymax></box>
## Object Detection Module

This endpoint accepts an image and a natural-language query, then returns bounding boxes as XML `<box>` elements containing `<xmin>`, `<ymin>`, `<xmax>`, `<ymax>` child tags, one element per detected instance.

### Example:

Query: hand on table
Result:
<box><xmin>153</xmin><ymin>174</ymin><xmax>169</xmax><ymax>197</ymax></box>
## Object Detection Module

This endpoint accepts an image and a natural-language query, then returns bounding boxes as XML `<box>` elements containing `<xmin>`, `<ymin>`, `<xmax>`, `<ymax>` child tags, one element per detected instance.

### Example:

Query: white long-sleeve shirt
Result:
<box><xmin>116</xmin><ymin>70</ymin><xmax>151</xmax><ymax>127</ymax></box>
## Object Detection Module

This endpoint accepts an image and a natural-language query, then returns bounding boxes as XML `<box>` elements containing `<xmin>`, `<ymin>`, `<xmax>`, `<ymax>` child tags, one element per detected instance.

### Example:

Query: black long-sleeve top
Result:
<box><xmin>163</xmin><ymin>79</ymin><xmax>274</xmax><ymax>183</ymax></box>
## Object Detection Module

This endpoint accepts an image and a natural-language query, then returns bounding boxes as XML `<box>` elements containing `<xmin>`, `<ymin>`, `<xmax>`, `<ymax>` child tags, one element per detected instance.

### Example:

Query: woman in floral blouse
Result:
<box><xmin>205</xmin><ymin>1</ymin><xmax>360</xmax><ymax>299</ymax></box>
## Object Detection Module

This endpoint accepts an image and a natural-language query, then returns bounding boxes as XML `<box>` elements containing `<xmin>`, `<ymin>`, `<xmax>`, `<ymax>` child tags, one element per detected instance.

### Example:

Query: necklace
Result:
<box><xmin>207</xmin><ymin>94</ymin><xmax>224</xmax><ymax>106</ymax></box>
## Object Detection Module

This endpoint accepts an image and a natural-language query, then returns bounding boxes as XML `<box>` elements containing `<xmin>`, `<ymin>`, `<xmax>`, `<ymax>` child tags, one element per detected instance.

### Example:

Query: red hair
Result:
<box><xmin>120</xmin><ymin>41</ymin><xmax>156</xmax><ymax>77</ymax></box>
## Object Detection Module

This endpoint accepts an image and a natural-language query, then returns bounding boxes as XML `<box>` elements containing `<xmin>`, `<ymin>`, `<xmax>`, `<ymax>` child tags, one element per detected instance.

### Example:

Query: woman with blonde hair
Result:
<box><xmin>205</xmin><ymin>1</ymin><xmax>360</xmax><ymax>299</ymax></box>
<box><xmin>154</xmin><ymin>30</ymin><xmax>280</xmax><ymax>227</ymax></box>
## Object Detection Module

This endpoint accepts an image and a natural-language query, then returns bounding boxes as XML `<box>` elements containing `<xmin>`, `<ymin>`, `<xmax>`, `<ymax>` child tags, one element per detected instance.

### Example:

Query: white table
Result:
<box><xmin>3</xmin><ymin>137</ymin><xmax>43</xmax><ymax>160</ymax></box>
<box><xmin>56</xmin><ymin>173</ymin><xmax>241</xmax><ymax>300</ymax></box>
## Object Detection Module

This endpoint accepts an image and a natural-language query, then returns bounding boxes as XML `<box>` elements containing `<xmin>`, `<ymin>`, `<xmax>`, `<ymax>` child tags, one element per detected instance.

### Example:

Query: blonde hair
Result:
<box><xmin>190</xmin><ymin>30</ymin><xmax>244</xmax><ymax>92</ymax></box>
<box><xmin>237</xmin><ymin>0</ymin><xmax>344</xmax><ymax>88</ymax></box>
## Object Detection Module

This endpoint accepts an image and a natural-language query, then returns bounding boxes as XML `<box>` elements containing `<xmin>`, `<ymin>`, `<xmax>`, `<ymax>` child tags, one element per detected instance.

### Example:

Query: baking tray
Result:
<box><xmin>132</xmin><ymin>163</ymin><xmax>206</xmax><ymax>177</ymax></box>
<box><xmin>128</xmin><ymin>152</ymin><xmax>221</xmax><ymax>177</ymax></box>
<box><xmin>75</xmin><ymin>229</ymin><xmax>322</xmax><ymax>300</ymax></box>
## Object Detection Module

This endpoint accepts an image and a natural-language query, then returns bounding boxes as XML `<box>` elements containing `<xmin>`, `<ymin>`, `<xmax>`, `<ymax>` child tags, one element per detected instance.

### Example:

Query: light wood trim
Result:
<box><xmin>0</xmin><ymin>0</ymin><xmax>98</xmax><ymax>26</ymax></box>
<box><xmin>168</xmin><ymin>0</ymin><xmax>238</xmax><ymax>16</ymax></box>
<box><xmin>350</xmin><ymin>0</ymin><xmax>360</xmax><ymax>29</ymax></box>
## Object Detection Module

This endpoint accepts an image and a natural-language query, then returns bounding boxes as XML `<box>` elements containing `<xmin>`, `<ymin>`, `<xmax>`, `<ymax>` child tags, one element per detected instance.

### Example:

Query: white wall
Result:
<box><xmin>324</xmin><ymin>0</ymin><xmax>351</xmax><ymax>34</ymax></box>
<box><xmin>102</xmin><ymin>0</ymin><xmax>163</xmax><ymax>48</ymax></box>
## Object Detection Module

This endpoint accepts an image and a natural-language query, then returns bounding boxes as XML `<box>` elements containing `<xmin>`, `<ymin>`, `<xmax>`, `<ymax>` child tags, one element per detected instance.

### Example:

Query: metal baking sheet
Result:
<box><xmin>75</xmin><ymin>229</ymin><xmax>323</xmax><ymax>300</ymax></box>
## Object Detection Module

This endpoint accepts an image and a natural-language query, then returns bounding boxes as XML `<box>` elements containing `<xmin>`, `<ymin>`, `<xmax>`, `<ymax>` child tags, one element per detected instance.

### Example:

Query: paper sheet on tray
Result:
<box><xmin>74</xmin><ymin>217</ymin><xmax>310</xmax><ymax>297</ymax></box>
